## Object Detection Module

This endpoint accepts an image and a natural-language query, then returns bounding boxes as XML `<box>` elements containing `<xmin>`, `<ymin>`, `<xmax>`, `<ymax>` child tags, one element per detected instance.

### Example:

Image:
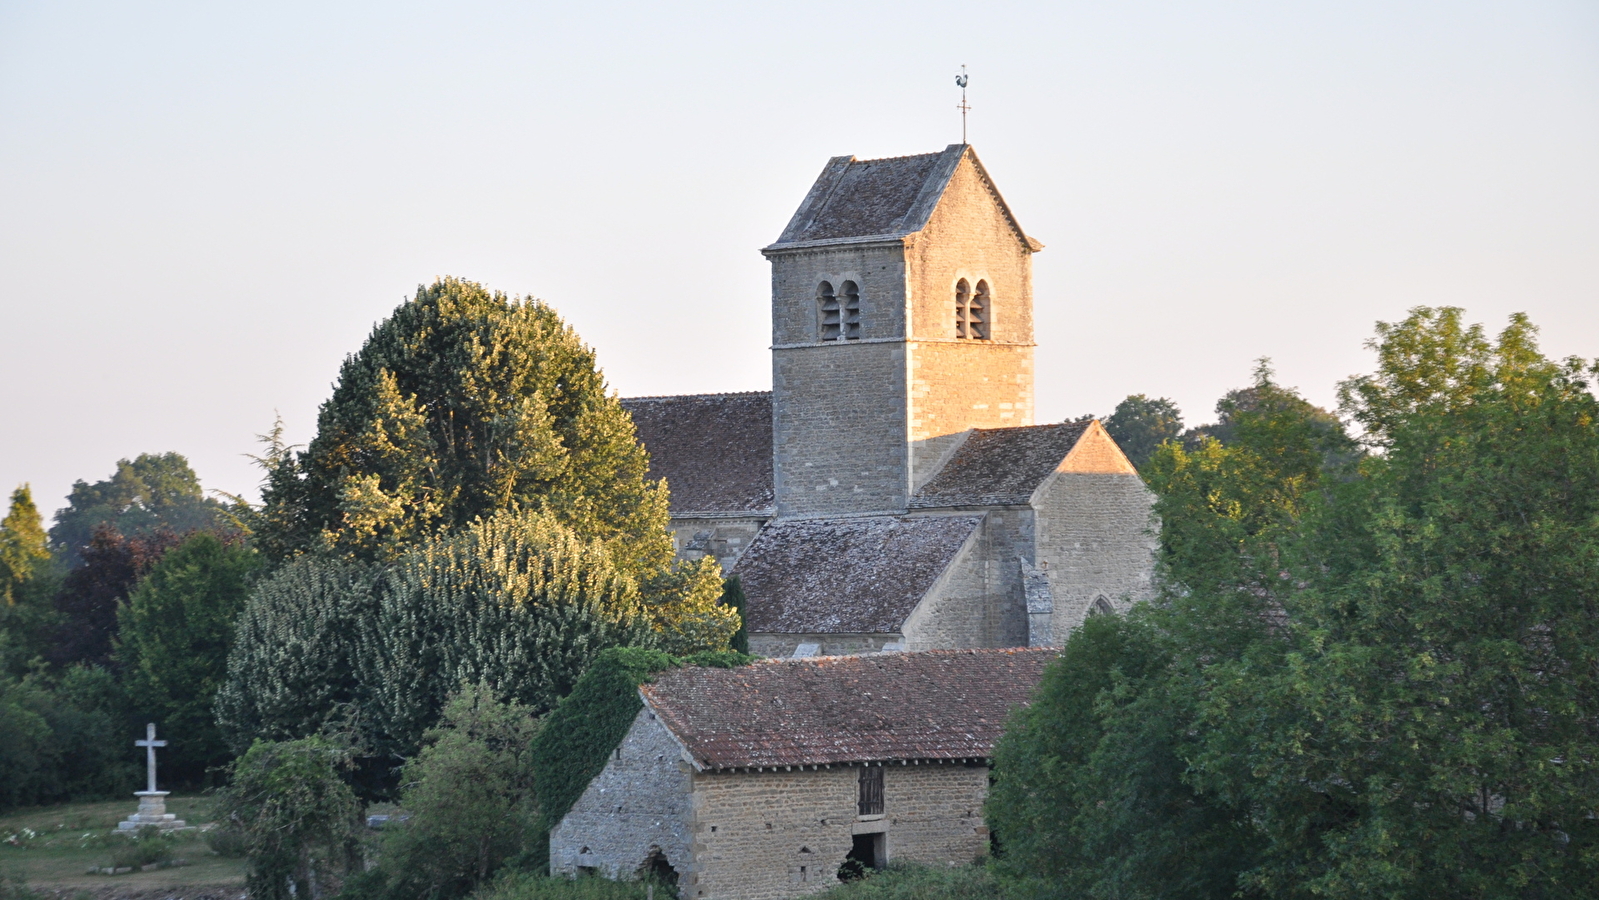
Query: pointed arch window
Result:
<box><xmin>1090</xmin><ymin>596</ymin><xmax>1115</xmax><ymax>617</ymax></box>
<box><xmin>819</xmin><ymin>280</ymin><xmax>861</xmax><ymax>342</ymax></box>
<box><xmin>955</xmin><ymin>279</ymin><xmax>989</xmax><ymax>340</ymax></box>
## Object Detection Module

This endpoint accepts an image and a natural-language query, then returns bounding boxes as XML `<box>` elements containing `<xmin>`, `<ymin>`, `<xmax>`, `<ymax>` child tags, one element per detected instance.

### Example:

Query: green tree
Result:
<box><xmin>352</xmin><ymin>684</ymin><xmax>542</xmax><ymax>900</ymax></box>
<box><xmin>1199</xmin><ymin>309</ymin><xmax>1599</xmax><ymax>898</ymax></box>
<box><xmin>46</xmin><ymin>526</ymin><xmax>183</xmax><ymax>670</ymax></box>
<box><xmin>1102</xmin><ymin>395</ymin><xmax>1183</xmax><ymax>470</ymax></box>
<box><xmin>0</xmin><ymin>486</ymin><xmax>49</xmax><ymax>607</ymax></box>
<box><xmin>216</xmin><ymin>737</ymin><xmax>362</xmax><ymax>900</ymax></box>
<box><xmin>215</xmin><ymin>555</ymin><xmax>381</xmax><ymax>751</ymax></box>
<box><xmin>48</xmin><ymin>453</ymin><xmax>231</xmax><ymax>568</ymax></box>
<box><xmin>0</xmin><ymin>486</ymin><xmax>59</xmax><ymax>676</ymax></box>
<box><xmin>256</xmin><ymin>278</ymin><xmax>671</xmax><ymax>570</ymax></box>
<box><xmin>115</xmin><ymin>532</ymin><xmax>262</xmax><ymax>781</ymax></box>
<box><xmin>358</xmin><ymin>508</ymin><xmax>655</xmax><ymax>755</ymax></box>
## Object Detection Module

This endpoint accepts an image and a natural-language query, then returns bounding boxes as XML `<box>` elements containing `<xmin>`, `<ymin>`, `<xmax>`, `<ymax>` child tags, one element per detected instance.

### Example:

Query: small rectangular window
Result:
<box><xmin>858</xmin><ymin>765</ymin><xmax>884</xmax><ymax>816</ymax></box>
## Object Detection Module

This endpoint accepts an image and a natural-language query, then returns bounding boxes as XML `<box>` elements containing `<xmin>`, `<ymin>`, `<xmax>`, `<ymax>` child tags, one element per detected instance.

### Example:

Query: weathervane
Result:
<box><xmin>955</xmin><ymin>65</ymin><xmax>970</xmax><ymax>144</ymax></box>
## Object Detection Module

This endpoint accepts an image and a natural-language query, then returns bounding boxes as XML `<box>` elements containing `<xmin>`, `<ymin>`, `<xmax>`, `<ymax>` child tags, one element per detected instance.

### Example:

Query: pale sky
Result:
<box><xmin>2</xmin><ymin>1</ymin><xmax>1596</xmax><ymax>514</ymax></box>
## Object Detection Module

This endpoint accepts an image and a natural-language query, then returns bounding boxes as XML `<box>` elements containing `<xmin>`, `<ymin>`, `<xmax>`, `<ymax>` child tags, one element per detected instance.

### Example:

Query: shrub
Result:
<box><xmin>471</xmin><ymin>872</ymin><xmax>657</xmax><ymax>900</ymax></box>
<box><xmin>355</xmin><ymin>685</ymin><xmax>542</xmax><ymax>900</ymax></box>
<box><xmin>108</xmin><ymin>826</ymin><xmax>175</xmax><ymax>869</ymax></box>
<box><xmin>204</xmin><ymin>826</ymin><xmax>250</xmax><ymax>858</ymax></box>
<box><xmin>215</xmin><ymin>737</ymin><xmax>362</xmax><ymax>900</ymax></box>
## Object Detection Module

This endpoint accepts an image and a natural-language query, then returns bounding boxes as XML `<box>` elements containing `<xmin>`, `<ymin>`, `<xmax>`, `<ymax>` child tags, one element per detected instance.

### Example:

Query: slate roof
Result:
<box><xmin>621</xmin><ymin>392</ymin><xmax>774</xmax><ymax>516</ymax></box>
<box><xmin>910</xmin><ymin>422</ymin><xmax>1090</xmax><ymax>509</ymax></box>
<box><xmin>640</xmin><ymin>648</ymin><xmax>1057</xmax><ymax>770</ymax></box>
<box><xmin>732</xmin><ymin>515</ymin><xmax>982</xmax><ymax>634</ymax></box>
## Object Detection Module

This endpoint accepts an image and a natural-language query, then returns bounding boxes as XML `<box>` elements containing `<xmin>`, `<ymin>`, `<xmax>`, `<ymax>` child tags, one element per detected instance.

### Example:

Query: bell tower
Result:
<box><xmin>762</xmin><ymin>144</ymin><xmax>1042</xmax><ymax>519</ymax></box>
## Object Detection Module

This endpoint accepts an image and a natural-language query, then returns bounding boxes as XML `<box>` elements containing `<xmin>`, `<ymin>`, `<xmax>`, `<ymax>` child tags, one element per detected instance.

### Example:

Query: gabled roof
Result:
<box><xmin>733</xmin><ymin>515</ymin><xmax>982</xmax><ymax>634</ymax></box>
<box><xmin>766</xmin><ymin>144</ymin><xmax>1036</xmax><ymax>251</ymax></box>
<box><xmin>640</xmin><ymin>648</ymin><xmax>1056</xmax><ymax>771</ymax></box>
<box><xmin>910</xmin><ymin>421</ymin><xmax>1092</xmax><ymax>508</ymax></box>
<box><xmin>621</xmin><ymin>392</ymin><xmax>774</xmax><ymax>516</ymax></box>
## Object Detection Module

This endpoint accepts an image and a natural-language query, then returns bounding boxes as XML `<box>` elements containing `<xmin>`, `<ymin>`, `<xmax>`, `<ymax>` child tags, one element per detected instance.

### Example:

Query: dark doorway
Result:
<box><xmin>837</xmin><ymin>832</ymin><xmax>885</xmax><ymax>881</ymax></box>
<box><xmin>639</xmin><ymin>846</ymin><xmax>679</xmax><ymax>889</ymax></box>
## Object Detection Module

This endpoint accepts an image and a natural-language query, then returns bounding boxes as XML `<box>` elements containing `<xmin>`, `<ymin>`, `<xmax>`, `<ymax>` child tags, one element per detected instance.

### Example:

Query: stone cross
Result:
<box><xmin>135</xmin><ymin>723</ymin><xmax>167</xmax><ymax>794</ymax></box>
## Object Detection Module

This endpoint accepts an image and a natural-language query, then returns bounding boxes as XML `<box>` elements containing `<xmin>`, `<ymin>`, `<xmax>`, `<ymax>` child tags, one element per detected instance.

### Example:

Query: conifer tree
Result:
<box><xmin>0</xmin><ymin>486</ymin><xmax>49</xmax><ymax>607</ymax></box>
<box><xmin>256</xmin><ymin>278</ymin><xmax>671</xmax><ymax>570</ymax></box>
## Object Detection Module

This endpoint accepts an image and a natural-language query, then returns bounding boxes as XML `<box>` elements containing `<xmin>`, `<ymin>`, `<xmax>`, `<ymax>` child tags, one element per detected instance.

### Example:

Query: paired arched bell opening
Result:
<box><xmin>955</xmin><ymin>279</ymin><xmax>990</xmax><ymax>340</ymax></box>
<box><xmin>817</xmin><ymin>280</ymin><xmax>861</xmax><ymax>342</ymax></box>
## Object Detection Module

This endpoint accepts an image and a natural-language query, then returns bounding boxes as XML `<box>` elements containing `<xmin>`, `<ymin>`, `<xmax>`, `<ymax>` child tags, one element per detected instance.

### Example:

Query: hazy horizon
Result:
<box><xmin>3</xmin><ymin>1</ymin><xmax>1596</xmax><ymax>515</ymax></box>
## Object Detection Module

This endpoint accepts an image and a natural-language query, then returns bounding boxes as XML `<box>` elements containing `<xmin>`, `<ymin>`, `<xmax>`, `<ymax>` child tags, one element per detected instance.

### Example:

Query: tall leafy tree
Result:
<box><xmin>221</xmin><ymin>508</ymin><xmax>735</xmax><ymax>758</ymax></box>
<box><xmin>256</xmin><ymin>278</ymin><xmax>671</xmax><ymax>570</ymax></box>
<box><xmin>1199</xmin><ymin>309</ymin><xmax>1599</xmax><ymax>898</ymax></box>
<box><xmin>214</xmin><ymin>555</ymin><xmax>381</xmax><ymax>751</ymax></box>
<box><xmin>1102</xmin><ymin>395</ymin><xmax>1184</xmax><ymax>470</ymax></box>
<box><xmin>116</xmin><ymin>532</ymin><xmax>263</xmax><ymax>781</ymax></box>
<box><xmin>49</xmin><ymin>453</ymin><xmax>231</xmax><ymax>568</ymax></box>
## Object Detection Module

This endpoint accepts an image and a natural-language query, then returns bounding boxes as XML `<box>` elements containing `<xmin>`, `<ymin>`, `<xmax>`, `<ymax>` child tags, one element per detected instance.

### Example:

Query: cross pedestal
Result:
<box><xmin>118</xmin><ymin>723</ymin><xmax>186</xmax><ymax>832</ymax></box>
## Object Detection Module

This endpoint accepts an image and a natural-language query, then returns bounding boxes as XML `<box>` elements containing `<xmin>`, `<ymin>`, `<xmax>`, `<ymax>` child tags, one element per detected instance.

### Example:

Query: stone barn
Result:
<box><xmin>549</xmin><ymin>648</ymin><xmax>1055</xmax><ymax>900</ymax></box>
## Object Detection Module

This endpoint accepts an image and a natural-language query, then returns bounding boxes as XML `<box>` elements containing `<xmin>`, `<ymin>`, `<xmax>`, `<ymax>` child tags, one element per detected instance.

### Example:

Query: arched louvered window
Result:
<box><xmin>956</xmin><ymin>278</ymin><xmax>988</xmax><ymax>339</ymax></box>
<box><xmin>818</xmin><ymin>281</ymin><xmax>839</xmax><ymax>341</ymax></box>
<box><xmin>969</xmin><ymin>280</ymin><xmax>989</xmax><ymax>340</ymax></box>
<box><xmin>955</xmin><ymin>279</ymin><xmax>971</xmax><ymax>338</ymax></box>
<box><xmin>820</xmin><ymin>280</ymin><xmax>861</xmax><ymax>342</ymax></box>
<box><xmin>840</xmin><ymin>280</ymin><xmax>861</xmax><ymax>340</ymax></box>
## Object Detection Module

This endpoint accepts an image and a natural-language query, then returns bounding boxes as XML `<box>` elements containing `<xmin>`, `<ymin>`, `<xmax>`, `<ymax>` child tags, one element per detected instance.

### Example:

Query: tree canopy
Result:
<box><xmin>116</xmin><ymin>531</ymin><xmax>262</xmax><ymax>780</ymax></box>
<box><xmin>990</xmin><ymin>309</ymin><xmax>1599</xmax><ymax>899</ymax></box>
<box><xmin>255</xmin><ymin>278</ymin><xmax>671</xmax><ymax>570</ymax></box>
<box><xmin>49</xmin><ymin>452</ymin><xmax>232</xmax><ymax>568</ymax></box>
<box><xmin>1102</xmin><ymin>394</ymin><xmax>1184</xmax><ymax>470</ymax></box>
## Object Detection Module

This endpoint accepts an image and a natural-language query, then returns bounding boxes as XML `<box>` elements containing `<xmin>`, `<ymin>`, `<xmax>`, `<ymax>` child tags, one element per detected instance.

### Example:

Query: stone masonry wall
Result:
<box><xmin>769</xmin><ymin>244</ymin><xmax>906</xmax><ymax>347</ymax></box>
<box><xmin>907</xmin><ymin>342</ymin><xmax>1034</xmax><ymax>488</ymax></box>
<box><xmin>772</xmin><ymin>342</ymin><xmax>908</xmax><ymax>517</ymax></box>
<box><xmin>747</xmin><ymin>633</ymin><xmax>906</xmax><ymax>658</ymax></box>
<box><xmin>683</xmin><ymin>764</ymin><xmax>990</xmax><ymax>900</ymax></box>
<box><xmin>905</xmin><ymin>154</ymin><xmax>1034</xmax><ymax>345</ymax></box>
<box><xmin>669</xmin><ymin>516</ymin><xmax>769</xmax><ymax>570</ymax></box>
<box><xmin>550</xmin><ymin>708</ymin><xmax>694</xmax><ymax>881</ymax></box>
<box><xmin>1034</xmin><ymin>472</ymin><xmax>1158</xmax><ymax>638</ymax></box>
<box><xmin>899</xmin><ymin>521</ymin><xmax>992</xmax><ymax>650</ymax></box>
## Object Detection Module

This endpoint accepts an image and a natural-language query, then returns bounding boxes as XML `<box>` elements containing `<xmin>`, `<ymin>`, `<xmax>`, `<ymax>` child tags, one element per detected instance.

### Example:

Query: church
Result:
<box><xmin>622</xmin><ymin>143</ymin><xmax>1158</xmax><ymax>656</ymax></box>
<box><xmin>553</xmin><ymin>144</ymin><xmax>1161</xmax><ymax>899</ymax></box>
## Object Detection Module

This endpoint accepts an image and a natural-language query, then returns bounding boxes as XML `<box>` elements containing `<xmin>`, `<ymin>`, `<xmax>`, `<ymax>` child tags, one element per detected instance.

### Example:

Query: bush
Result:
<box><xmin>216</xmin><ymin>737</ymin><xmax>363</xmax><ymax>900</ymax></box>
<box><xmin>811</xmin><ymin>862</ymin><xmax>1001</xmax><ymax>900</ymax></box>
<box><xmin>108</xmin><ymin>826</ymin><xmax>175</xmax><ymax>869</ymax></box>
<box><xmin>355</xmin><ymin>685</ymin><xmax>542</xmax><ymax>900</ymax></box>
<box><xmin>204</xmin><ymin>826</ymin><xmax>250</xmax><ymax>858</ymax></box>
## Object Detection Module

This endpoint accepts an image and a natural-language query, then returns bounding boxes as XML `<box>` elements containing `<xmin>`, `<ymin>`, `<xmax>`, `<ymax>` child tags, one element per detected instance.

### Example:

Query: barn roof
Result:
<box><xmin>910</xmin><ymin>421</ymin><xmax>1091</xmax><ymax>509</ymax></box>
<box><xmin>766</xmin><ymin>144</ymin><xmax>1035</xmax><ymax>251</ymax></box>
<box><xmin>640</xmin><ymin>648</ymin><xmax>1056</xmax><ymax>770</ymax></box>
<box><xmin>621</xmin><ymin>392</ymin><xmax>774</xmax><ymax>516</ymax></box>
<box><xmin>732</xmin><ymin>514</ymin><xmax>983</xmax><ymax>634</ymax></box>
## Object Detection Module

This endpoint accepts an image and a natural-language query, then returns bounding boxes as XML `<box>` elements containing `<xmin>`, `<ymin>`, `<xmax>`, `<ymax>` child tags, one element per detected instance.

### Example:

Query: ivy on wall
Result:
<box><xmin>531</xmin><ymin>646</ymin><xmax>752</xmax><ymax>831</ymax></box>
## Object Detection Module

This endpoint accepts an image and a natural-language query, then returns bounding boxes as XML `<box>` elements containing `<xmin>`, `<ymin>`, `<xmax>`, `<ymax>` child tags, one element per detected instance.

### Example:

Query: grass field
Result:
<box><xmin>0</xmin><ymin>796</ymin><xmax>246</xmax><ymax>896</ymax></box>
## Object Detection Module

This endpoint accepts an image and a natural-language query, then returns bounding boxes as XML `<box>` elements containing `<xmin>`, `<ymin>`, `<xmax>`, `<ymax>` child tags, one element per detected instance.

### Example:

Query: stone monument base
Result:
<box><xmin>117</xmin><ymin>791</ymin><xmax>186</xmax><ymax>831</ymax></box>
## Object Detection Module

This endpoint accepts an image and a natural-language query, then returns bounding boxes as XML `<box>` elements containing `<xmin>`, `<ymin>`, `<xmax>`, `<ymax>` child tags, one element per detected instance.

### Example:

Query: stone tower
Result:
<box><xmin>762</xmin><ymin>144</ymin><xmax>1043</xmax><ymax>519</ymax></box>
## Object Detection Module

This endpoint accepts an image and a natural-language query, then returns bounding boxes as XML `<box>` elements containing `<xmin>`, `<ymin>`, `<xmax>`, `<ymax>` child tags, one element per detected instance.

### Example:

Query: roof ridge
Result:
<box><xmin>851</xmin><ymin>149</ymin><xmax>948</xmax><ymax>164</ymax></box>
<box><xmin>621</xmin><ymin>390</ymin><xmax>772</xmax><ymax>402</ymax></box>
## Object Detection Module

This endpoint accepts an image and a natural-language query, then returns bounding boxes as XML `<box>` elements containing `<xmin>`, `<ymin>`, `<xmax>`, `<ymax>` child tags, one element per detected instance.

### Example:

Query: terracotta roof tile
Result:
<box><xmin>622</xmin><ymin>393</ymin><xmax>774</xmax><ymax>515</ymax></box>
<box><xmin>732</xmin><ymin>515</ymin><xmax>983</xmax><ymax>634</ymax></box>
<box><xmin>910</xmin><ymin>422</ymin><xmax>1089</xmax><ymax>509</ymax></box>
<box><xmin>641</xmin><ymin>649</ymin><xmax>1056</xmax><ymax>770</ymax></box>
